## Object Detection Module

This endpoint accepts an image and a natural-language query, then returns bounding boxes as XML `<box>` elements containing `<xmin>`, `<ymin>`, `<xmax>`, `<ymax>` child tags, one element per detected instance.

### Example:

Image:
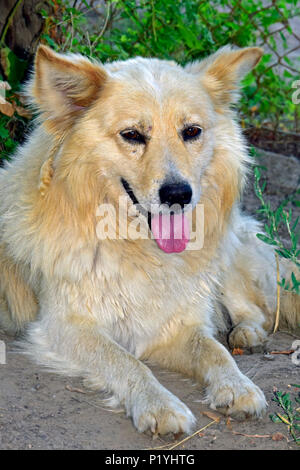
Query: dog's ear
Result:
<box><xmin>27</xmin><ymin>45</ymin><xmax>108</xmax><ymax>133</ymax></box>
<box><xmin>186</xmin><ymin>46</ymin><xmax>263</xmax><ymax>106</ymax></box>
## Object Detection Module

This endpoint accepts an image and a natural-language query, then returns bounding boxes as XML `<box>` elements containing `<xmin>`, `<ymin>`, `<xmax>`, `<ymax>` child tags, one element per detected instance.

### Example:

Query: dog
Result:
<box><xmin>0</xmin><ymin>45</ymin><xmax>299</xmax><ymax>435</ymax></box>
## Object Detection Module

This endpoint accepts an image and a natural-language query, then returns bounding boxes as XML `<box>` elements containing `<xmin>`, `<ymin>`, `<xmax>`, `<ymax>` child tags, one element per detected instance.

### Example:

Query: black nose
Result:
<box><xmin>159</xmin><ymin>182</ymin><xmax>192</xmax><ymax>208</ymax></box>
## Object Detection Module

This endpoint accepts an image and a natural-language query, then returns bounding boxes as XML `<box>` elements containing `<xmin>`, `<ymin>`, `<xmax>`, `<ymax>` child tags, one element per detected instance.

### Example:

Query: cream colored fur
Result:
<box><xmin>0</xmin><ymin>45</ymin><xmax>299</xmax><ymax>435</ymax></box>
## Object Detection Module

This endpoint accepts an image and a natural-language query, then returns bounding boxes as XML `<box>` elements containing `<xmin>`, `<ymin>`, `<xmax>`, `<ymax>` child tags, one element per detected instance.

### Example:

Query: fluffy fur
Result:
<box><xmin>0</xmin><ymin>45</ymin><xmax>299</xmax><ymax>435</ymax></box>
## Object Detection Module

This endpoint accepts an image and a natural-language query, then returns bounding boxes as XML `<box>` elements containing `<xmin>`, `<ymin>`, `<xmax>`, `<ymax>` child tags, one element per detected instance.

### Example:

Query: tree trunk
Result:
<box><xmin>0</xmin><ymin>0</ymin><xmax>51</xmax><ymax>79</ymax></box>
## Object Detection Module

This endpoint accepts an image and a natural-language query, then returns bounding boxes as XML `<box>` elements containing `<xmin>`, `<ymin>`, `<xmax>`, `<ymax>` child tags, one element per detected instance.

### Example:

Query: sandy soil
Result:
<box><xmin>0</xmin><ymin>149</ymin><xmax>299</xmax><ymax>451</ymax></box>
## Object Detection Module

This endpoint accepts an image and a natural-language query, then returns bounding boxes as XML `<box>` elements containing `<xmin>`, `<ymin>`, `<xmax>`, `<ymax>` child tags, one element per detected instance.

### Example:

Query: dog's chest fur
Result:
<box><xmin>51</xmin><ymin>239</ymin><xmax>218</xmax><ymax>357</ymax></box>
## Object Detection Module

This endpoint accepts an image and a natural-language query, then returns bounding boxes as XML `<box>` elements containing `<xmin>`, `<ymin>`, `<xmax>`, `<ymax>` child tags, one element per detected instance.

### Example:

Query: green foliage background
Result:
<box><xmin>41</xmin><ymin>0</ymin><xmax>300</xmax><ymax>131</ymax></box>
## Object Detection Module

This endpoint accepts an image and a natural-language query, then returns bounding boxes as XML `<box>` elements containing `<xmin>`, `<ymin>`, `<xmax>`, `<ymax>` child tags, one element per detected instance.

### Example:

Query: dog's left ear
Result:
<box><xmin>27</xmin><ymin>45</ymin><xmax>108</xmax><ymax>133</ymax></box>
<box><xmin>186</xmin><ymin>46</ymin><xmax>263</xmax><ymax>106</ymax></box>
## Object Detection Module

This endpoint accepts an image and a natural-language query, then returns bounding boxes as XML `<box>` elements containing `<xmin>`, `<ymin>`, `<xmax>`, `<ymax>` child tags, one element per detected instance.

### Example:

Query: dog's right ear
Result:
<box><xmin>186</xmin><ymin>46</ymin><xmax>263</xmax><ymax>107</ymax></box>
<box><xmin>27</xmin><ymin>45</ymin><xmax>108</xmax><ymax>134</ymax></box>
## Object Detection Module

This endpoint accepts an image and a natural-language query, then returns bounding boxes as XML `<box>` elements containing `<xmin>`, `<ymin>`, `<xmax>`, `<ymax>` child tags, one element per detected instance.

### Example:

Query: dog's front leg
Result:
<box><xmin>144</xmin><ymin>325</ymin><xmax>267</xmax><ymax>420</ymax></box>
<box><xmin>25</xmin><ymin>317</ymin><xmax>195</xmax><ymax>435</ymax></box>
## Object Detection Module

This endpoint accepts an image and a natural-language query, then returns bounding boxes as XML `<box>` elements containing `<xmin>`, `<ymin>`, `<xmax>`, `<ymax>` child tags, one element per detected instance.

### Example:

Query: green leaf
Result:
<box><xmin>292</xmin><ymin>217</ymin><xmax>299</xmax><ymax>232</ymax></box>
<box><xmin>275</xmin><ymin>249</ymin><xmax>291</xmax><ymax>259</ymax></box>
<box><xmin>256</xmin><ymin>233</ymin><xmax>277</xmax><ymax>245</ymax></box>
<box><xmin>269</xmin><ymin>414</ymin><xmax>282</xmax><ymax>423</ymax></box>
<box><xmin>0</xmin><ymin>47</ymin><xmax>28</xmax><ymax>87</ymax></box>
<box><xmin>0</xmin><ymin>127</ymin><xmax>9</xmax><ymax>139</ymax></box>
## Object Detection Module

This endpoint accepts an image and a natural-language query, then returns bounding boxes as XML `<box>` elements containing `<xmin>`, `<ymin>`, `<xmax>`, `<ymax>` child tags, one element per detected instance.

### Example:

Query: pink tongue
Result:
<box><xmin>151</xmin><ymin>213</ymin><xmax>190</xmax><ymax>253</ymax></box>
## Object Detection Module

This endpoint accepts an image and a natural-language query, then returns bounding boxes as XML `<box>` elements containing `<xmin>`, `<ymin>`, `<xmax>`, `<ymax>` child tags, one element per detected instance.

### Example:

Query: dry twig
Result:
<box><xmin>148</xmin><ymin>418</ymin><xmax>218</xmax><ymax>451</ymax></box>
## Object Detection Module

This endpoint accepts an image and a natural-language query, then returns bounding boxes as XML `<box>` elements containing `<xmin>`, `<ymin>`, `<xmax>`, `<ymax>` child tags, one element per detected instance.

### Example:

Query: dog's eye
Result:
<box><xmin>120</xmin><ymin>129</ymin><xmax>146</xmax><ymax>144</ymax></box>
<box><xmin>182</xmin><ymin>126</ymin><xmax>202</xmax><ymax>141</ymax></box>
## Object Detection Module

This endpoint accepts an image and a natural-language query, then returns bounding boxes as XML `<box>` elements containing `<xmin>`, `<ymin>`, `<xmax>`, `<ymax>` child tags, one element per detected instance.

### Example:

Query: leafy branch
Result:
<box><xmin>253</xmin><ymin>162</ymin><xmax>300</xmax><ymax>294</ymax></box>
<box><xmin>270</xmin><ymin>387</ymin><xmax>300</xmax><ymax>446</ymax></box>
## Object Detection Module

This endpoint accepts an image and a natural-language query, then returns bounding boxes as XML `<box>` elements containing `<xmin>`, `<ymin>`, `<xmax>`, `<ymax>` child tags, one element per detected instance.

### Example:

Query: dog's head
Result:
<box><xmin>28</xmin><ymin>45</ymin><xmax>262</xmax><ymax>253</ymax></box>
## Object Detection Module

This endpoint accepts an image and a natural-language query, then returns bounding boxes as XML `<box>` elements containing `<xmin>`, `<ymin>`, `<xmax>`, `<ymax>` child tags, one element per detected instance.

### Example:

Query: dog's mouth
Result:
<box><xmin>121</xmin><ymin>178</ymin><xmax>190</xmax><ymax>253</ymax></box>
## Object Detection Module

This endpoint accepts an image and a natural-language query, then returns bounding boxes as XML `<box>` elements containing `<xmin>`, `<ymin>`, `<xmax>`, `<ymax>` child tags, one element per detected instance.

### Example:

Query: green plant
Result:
<box><xmin>0</xmin><ymin>0</ymin><xmax>32</xmax><ymax>161</ymax></box>
<box><xmin>0</xmin><ymin>114</ymin><xmax>18</xmax><ymax>157</ymax></box>
<box><xmin>40</xmin><ymin>0</ymin><xmax>300</xmax><ymax>133</ymax></box>
<box><xmin>0</xmin><ymin>85</ymin><xmax>31</xmax><ymax>161</ymax></box>
<box><xmin>270</xmin><ymin>386</ymin><xmax>300</xmax><ymax>446</ymax></box>
<box><xmin>253</xmin><ymin>152</ymin><xmax>300</xmax><ymax>294</ymax></box>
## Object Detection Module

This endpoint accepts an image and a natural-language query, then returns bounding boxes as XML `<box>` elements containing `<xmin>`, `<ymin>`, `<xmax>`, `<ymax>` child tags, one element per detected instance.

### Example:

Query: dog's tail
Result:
<box><xmin>0</xmin><ymin>244</ymin><xmax>38</xmax><ymax>335</ymax></box>
<box><xmin>279</xmin><ymin>259</ymin><xmax>300</xmax><ymax>331</ymax></box>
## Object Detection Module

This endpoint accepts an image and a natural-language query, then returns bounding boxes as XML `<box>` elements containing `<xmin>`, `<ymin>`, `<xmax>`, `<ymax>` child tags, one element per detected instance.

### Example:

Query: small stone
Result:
<box><xmin>262</xmin><ymin>353</ymin><xmax>275</xmax><ymax>361</ymax></box>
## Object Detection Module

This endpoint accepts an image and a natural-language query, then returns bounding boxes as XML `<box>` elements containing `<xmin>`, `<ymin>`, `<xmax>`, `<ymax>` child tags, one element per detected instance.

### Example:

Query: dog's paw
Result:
<box><xmin>228</xmin><ymin>322</ymin><xmax>268</xmax><ymax>353</ymax></box>
<box><xmin>205</xmin><ymin>375</ymin><xmax>267</xmax><ymax>420</ymax></box>
<box><xmin>132</xmin><ymin>386</ymin><xmax>196</xmax><ymax>435</ymax></box>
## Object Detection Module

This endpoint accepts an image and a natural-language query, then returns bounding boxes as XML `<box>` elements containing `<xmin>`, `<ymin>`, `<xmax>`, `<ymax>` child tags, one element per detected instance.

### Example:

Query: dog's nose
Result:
<box><xmin>159</xmin><ymin>182</ymin><xmax>192</xmax><ymax>208</ymax></box>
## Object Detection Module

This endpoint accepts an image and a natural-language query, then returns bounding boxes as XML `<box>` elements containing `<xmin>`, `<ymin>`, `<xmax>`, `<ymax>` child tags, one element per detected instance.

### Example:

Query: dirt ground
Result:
<box><xmin>0</xmin><ymin>148</ymin><xmax>299</xmax><ymax>451</ymax></box>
